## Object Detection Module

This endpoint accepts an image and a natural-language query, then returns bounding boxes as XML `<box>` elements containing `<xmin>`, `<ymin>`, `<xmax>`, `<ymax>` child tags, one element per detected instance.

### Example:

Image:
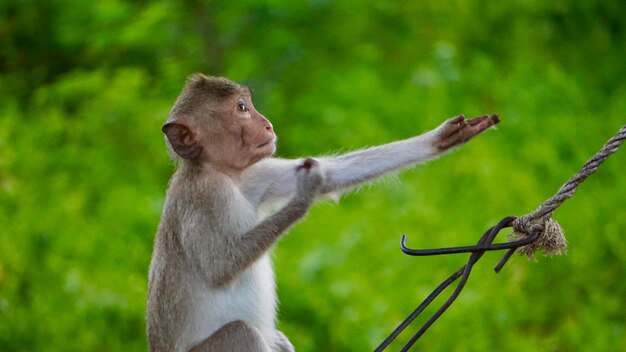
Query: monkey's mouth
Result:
<box><xmin>258</xmin><ymin>137</ymin><xmax>276</xmax><ymax>148</ymax></box>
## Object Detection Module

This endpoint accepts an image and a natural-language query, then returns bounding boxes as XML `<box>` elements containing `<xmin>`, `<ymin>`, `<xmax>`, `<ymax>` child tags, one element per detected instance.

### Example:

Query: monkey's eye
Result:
<box><xmin>237</xmin><ymin>102</ymin><xmax>249</xmax><ymax>112</ymax></box>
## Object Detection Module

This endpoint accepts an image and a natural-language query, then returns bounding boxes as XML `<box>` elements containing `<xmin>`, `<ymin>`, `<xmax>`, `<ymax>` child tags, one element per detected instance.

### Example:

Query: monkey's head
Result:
<box><xmin>162</xmin><ymin>74</ymin><xmax>276</xmax><ymax>172</ymax></box>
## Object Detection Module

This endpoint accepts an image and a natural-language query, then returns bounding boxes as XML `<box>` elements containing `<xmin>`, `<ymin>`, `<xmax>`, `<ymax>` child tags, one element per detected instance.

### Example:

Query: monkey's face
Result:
<box><xmin>204</xmin><ymin>93</ymin><xmax>276</xmax><ymax>170</ymax></box>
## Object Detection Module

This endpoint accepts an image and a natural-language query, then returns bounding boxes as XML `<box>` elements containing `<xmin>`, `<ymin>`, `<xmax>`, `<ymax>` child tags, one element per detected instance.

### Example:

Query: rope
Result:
<box><xmin>511</xmin><ymin>124</ymin><xmax>626</xmax><ymax>257</ymax></box>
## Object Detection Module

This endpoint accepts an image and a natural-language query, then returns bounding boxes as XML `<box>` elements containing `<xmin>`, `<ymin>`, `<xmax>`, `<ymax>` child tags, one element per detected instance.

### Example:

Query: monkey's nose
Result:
<box><xmin>258</xmin><ymin>114</ymin><xmax>273</xmax><ymax>132</ymax></box>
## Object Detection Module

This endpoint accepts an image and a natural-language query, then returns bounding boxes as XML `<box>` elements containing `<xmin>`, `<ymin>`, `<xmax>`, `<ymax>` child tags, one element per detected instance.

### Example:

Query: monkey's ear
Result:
<box><xmin>162</xmin><ymin>122</ymin><xmax>202</xmax><ymax>160</ymax></box>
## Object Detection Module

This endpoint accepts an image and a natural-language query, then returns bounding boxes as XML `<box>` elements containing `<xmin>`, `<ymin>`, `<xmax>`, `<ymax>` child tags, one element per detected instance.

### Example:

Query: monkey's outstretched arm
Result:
<box><xmin>243</xmin><ymin>115</ymin><xmax>498</xmax><ymax>204</ymax></box>
<box><xmin>319</xmin><ymin>114</ymin><xmax>499</xmax><ymax>193</ymax></box>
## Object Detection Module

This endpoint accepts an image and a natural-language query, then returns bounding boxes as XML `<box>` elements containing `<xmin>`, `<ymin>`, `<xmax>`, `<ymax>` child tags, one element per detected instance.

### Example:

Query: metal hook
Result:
<box><xmin>376</xmin><ymin>215</ymin><xmax>543</xmax><ymax>351</ymax></box>
<box><xmin>400</xmin><ymin>216</ymin><xmax>517</xmax><ymax>256</ymax></box>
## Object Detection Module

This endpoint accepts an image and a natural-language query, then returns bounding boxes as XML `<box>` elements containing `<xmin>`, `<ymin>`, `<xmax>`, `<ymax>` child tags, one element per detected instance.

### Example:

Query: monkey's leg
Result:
<box><xmin>189</xmin><ymin>320</ymin><xmax>271</xmax><ymax>352</ymax></box>
<box><xmin>273</xmin><ymin>330</ymin><xmax>295</xmax><ymax>352</ymax></box>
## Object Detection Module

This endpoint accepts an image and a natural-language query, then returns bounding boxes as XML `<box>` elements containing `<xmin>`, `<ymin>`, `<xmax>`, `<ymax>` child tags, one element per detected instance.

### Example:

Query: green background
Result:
<box><xmin>1</xmin><ymin>0</ymin><xmax>625</xmax><ymax>351</ymax></box>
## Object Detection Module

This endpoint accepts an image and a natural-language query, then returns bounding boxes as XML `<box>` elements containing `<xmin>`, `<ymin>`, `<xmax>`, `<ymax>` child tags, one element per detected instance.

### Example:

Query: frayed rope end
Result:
<box><xmin>510</xmin><ymin>217</ymin><xmax>568</xmax><ymax>258</ymax></box>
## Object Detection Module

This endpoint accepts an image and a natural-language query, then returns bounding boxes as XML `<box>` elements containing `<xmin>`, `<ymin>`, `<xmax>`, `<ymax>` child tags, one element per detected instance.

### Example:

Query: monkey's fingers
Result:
<box><xmin>467</xmin><ymin>114</ymin><xmax>500</xmax><ymax>135</ymax></box>
<box><xmin>449</xmin><ymin>115</ymin><xmax>466</xmax><ymax>124</ymax></box>
<box><xmin>467</xmin><ymin>114</ymin><xmax>500</xmax><ymax>126</ymax></box>
<box><xmin>466</xmin><ymin>115</ymin><xmax>490</xmax><ymax>126</ymax></box>
<box><xmin>440</xmin><ymin>115</ymin><xmax>466</xmax><ymax>138</ymax></box>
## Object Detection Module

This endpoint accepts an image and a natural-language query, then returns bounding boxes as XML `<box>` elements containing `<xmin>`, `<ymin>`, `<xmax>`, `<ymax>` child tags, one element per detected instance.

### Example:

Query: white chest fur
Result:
<box><xmin>181</xmin><ymin>183</ymin><xmax>280</xmax><ymax>350</ymax></box>
<box><xmin>184</xmin><ymin>255</ymin><xmax>278</xmax><ymax>350</ymax></box>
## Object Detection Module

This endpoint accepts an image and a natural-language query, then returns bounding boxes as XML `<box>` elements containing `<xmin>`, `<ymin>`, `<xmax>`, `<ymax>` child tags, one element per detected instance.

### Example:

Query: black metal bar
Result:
<box><xmin>400</xmin><ymin>216</ymin><xmax>518</xmax><ymax>256</ymax></box>
<box><xmin>374</xmin><ymin>219</ymin><xmax>511</xmax><ymax>352</ymax></box>
<box><xmin>399</xmin><ymin>216</ymin><xmax>511</xmax><ymax>351</ymax></box>
<box><xmin>373</xmin><ymin>266</ymin><xmax>464</xmax><ymax>352</ymax></box>
<box><xmin>376</xmin><ymin>215</ymin><xmax>544</xmax><ymax>351</ymax></box>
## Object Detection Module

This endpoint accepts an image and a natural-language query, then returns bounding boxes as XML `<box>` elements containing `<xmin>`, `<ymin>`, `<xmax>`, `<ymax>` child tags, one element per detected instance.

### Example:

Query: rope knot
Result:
<box><xmin>510</xmin><ymin>216</ymin><xmax>567</xmax><ymax>258</ymax></box>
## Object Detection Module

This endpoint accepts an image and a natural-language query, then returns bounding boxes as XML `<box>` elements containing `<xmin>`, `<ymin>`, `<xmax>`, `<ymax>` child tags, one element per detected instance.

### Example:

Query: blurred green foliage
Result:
<box><xmin>1</xmin><ymin>0</ymin><xmax>625</xmax><ymax>351</ymax></box>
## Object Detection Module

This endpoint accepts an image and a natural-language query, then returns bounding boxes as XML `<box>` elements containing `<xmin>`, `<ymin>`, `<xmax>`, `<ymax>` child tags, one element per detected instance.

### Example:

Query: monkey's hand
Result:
<box><xmin>295</xmin><ymin>158</ymin><xmax>324</xmax><ymax>200</ymax></box>
<box><xmin>433</xmin><ymin>114</ymin><xmax>500</xmax><ymax>152</ymax></box>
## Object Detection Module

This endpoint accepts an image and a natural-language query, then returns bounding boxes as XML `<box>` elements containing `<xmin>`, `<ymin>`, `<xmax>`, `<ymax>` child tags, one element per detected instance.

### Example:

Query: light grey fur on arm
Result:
<box><xmin>243</xmin><ymin>114</ymin><xmax>499</xmax><ymax>206</ymax></box>
<box><xmin>317</xmin><ymin>130</ymin><xmax>440</xmax><ymax>193</ymax></box>
<box><xmin>242</xmin><ymin>128</ymin><xmax>441</xmax><ymax>206</ymax></box>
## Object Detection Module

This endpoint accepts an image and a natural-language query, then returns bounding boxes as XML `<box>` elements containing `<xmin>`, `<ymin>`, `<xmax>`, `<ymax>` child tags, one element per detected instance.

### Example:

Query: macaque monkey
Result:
<box><xmin>146</xmin><ymin>74</ymin><xmax>500</xmax><ymax>352</ymax></box>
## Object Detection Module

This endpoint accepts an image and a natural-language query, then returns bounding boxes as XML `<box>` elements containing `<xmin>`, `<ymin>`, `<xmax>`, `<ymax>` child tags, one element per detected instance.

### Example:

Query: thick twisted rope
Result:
<box><xmin>511</xmin><ymin>124</ymin><xmax>626</xmax><ymax>257</ymax></box>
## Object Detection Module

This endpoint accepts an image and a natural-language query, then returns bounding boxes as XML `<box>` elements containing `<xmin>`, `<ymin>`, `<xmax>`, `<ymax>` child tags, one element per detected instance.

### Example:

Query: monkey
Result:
<box><xmin>146</xmin><ymin>74</ymin><xmax>500</xmax><ymax>352</ymax></box>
